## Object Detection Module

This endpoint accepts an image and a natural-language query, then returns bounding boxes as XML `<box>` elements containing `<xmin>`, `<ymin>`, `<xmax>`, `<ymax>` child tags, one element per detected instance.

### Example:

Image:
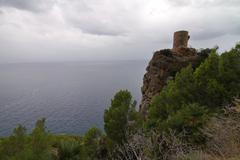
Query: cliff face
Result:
<box><xmin>139</xmin><ymin>47</ymin><xmax>208</xmax><ymax>116</ymax></box>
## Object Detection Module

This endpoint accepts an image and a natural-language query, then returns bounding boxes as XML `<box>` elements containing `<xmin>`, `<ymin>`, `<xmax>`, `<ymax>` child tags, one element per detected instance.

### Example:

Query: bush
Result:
<box><xmin>0</xmin><ymin>125</ymin><xmax>27</xmax><ymax>158</ymax></box>
<box><xmin>57</xmin><ymin>139</ymin><xmax>82</xmax><ymax>160</ymax></box>
<box><xmin>116</xmin><ymin>98</ymin><xmax>240</xmax><ymax>160</ymax></box>
<box><xmin>147</xmin><ymin>44</ymin><xmax>240</xmax><ymax>143</ymax></box>
<box><xmin>104</xmin><ymin>90</ymin><xmax>140</xmax><ymax>144</ymax></box>
<box><xmin>83</xmin><ymin>127</ymin><xmax>102</xmax><ymax>159</ymax></box>
<box><xmin>0</xmin><ymin>118</ymin><xmax>53</xmax><ymax>160</ymax></box>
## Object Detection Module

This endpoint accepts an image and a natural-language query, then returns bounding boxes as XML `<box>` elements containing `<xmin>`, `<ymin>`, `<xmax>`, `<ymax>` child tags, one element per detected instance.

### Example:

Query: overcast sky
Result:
<box><xmin>0</xmin><ymin>0</ymin><xmax>239</xmax><ymax>63</ymax></box>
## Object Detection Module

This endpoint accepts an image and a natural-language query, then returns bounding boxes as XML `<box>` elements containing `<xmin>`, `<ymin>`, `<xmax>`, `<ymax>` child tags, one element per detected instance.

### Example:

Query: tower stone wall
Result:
<box><xmin>172</xmin><ymin>30</ymin><xmax>189</xmax><ymax>53</ymax></box>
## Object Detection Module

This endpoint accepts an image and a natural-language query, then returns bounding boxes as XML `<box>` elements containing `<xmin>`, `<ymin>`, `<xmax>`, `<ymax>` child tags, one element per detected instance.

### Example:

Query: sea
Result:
<box><xmin>0</xmin><ymin>60</ymin><xmax>147</xmax><ymax>136</ymax></box>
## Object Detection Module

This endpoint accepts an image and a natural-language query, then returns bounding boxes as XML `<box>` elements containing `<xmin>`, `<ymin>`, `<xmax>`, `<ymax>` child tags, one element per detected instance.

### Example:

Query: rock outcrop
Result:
<box><xmin>139</xmin><ymin>31</ymin><xmax>209</xmax><ymax>116</ymax></box>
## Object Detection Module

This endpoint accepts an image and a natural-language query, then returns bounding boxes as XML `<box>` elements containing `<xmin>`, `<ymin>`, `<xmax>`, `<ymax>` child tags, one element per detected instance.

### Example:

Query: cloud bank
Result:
<box><xmin>0</xmin><ymin>0</ymin><xmax>239</xmax><ymax>62</ymax></box>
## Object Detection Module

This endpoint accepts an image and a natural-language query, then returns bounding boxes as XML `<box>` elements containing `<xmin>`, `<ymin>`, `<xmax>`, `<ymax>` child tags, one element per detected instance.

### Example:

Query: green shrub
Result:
<box><xmin>31</xmin><ymin>118</ymin><xmax>51</xmax><ymax>157</ymax></box>
<box><xmin>58</xmin><ymin>139</ymin><xmax>82</xmax><ymax>160</ymax></box>
<box><xmin>0</xmin><ymin>125</ymin><xmax>27</xmax><ymax>158</ymax></box>
<box><xmin>147</xmin><ymin>44</ymin><xmax>240</xmax><ymax>143</ymax></box>
<box><xmin>0</xmin><ymin>119</ymin><xmax>53</xmax><ymax>160</ymax></box>
<box><xmin>104</xmin><ymin>90</ymin><xmax>140</xmax><ymax>144</ymax></box>
<box><xmin>83</xmin><ymin>127</ymin><xmax>102</xmax><ymax>159</ymax></box>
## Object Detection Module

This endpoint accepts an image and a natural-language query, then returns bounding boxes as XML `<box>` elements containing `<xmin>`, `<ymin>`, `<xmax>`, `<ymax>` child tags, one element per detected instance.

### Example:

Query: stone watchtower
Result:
<box><xmin>140</xmin><ymin>31</ymin><xmax>206</xmax><ymax>116</ymax></box>
<box><xmin>172</xmin><ymin>30</ymin><xmax>190</xmax><ymax>53</ymax></box>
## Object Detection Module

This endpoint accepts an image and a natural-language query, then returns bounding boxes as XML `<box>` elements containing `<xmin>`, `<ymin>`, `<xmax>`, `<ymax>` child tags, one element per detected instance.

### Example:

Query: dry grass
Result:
<box><xmin>181</xmin><ymin>98</ymin><xmax>240</xmax><ymax>160</ymax></box>
<box><xmin>115</xmin><ymin>98</ymin><xmax>240</xmax><ymax>160</ymax></box>
<box><xmin>114</xmin><ymin>129</ymin><xmax>189</xmax><ymax>160</ymax></box>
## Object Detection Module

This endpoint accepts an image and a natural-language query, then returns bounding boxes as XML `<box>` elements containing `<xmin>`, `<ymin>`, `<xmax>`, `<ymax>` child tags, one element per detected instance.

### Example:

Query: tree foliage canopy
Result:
<box><xmin>147</xmin><ymin>44</ymin><xmax>240</xmax><ymax>141</ymax></box>
<box><xmin>104</xmin><ymin>90</ymin><xmax>139</xmax><ymax>144</ymax></box>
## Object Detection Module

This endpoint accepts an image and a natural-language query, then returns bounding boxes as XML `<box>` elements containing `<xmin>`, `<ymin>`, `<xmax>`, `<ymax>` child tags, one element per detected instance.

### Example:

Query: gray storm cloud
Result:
<box><xmin>0</xmin><ymin>0</ymin><xmax>56</xmax><ymax>12</ymax></box>
<box><xmin>0</xmin><ymin>0</ymin><xmax>239</xmax><ymax>63</ymax></box>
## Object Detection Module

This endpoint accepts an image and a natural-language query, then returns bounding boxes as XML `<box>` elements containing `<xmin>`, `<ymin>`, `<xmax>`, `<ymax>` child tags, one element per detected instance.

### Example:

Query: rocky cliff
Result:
<box><xmin>139</xmin><ymin>31</ymin><xmax>209</xmax><ymax>116</ymax></box>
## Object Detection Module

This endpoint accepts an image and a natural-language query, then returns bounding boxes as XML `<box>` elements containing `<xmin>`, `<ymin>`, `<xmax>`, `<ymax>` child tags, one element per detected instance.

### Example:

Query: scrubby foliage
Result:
<box><xmin>0</xmin><ymin>90</ymin><xmax>141</xmax><ymax>160</ymax></box>
<box><xmin>0</xmin><ymin>118</ymin><xmax>52</xmax><ymax>160</ymax></box>
<box><xmin>83</xmin><ymin>127</ymin><xmax>102</xmax><ymax>159</ymax></box>
<box><xmin>147</xmin><ymin>44</ymin><xmax>240</xmax><ymax>143</ymax></box>
<box><xmin>113</xmin><ymin>98</ymin><xmax>240</xmax><ymax>160</ymax></box>
<box><xmin>57</xmin><ymin>139</ymin><xmax>82</xmax><ymax>160</ymax></box>
<box><xmin>0</xmin><ymin>43</ymin><xmax>239</xmax><ymax>159</ymax></box>
<box><xmin>104</xmin><ymin>90</ymin><xmax>141</xmax><ymax>144</ymax></box>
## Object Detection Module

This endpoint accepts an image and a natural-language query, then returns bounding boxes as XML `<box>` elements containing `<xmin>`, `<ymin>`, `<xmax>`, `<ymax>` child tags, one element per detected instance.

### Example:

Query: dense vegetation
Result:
<box><xmin>0</xmin><ymin>43</ymin><xmax>240</xmax><ymax>160</ymax></box>
<box><xmin>147</xmin><ymin>44</ymin><xmax>240</xmax><ymax>143</ymax></box>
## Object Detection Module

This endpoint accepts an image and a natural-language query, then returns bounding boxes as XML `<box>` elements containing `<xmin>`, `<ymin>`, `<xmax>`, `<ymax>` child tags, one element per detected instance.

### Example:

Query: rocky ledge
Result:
<box><xmin>139</xmin><ymin>47</ymin><xmax>209</xmax><ymax>116</ymax></box>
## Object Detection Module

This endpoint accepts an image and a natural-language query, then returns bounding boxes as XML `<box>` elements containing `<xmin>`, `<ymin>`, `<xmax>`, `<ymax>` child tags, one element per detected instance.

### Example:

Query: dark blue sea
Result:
<box><xmin>0</xmin><ymin>60</ymin><xmax>147</xmax><ymax>136</ymax></box>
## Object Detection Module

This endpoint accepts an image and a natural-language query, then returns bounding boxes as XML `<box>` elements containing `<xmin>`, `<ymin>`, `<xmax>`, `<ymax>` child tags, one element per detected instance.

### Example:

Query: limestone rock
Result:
<box><xmin>139</xmin><ymin>48</ymin><xmax>207</xmax><ymax>116</ymax></box>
